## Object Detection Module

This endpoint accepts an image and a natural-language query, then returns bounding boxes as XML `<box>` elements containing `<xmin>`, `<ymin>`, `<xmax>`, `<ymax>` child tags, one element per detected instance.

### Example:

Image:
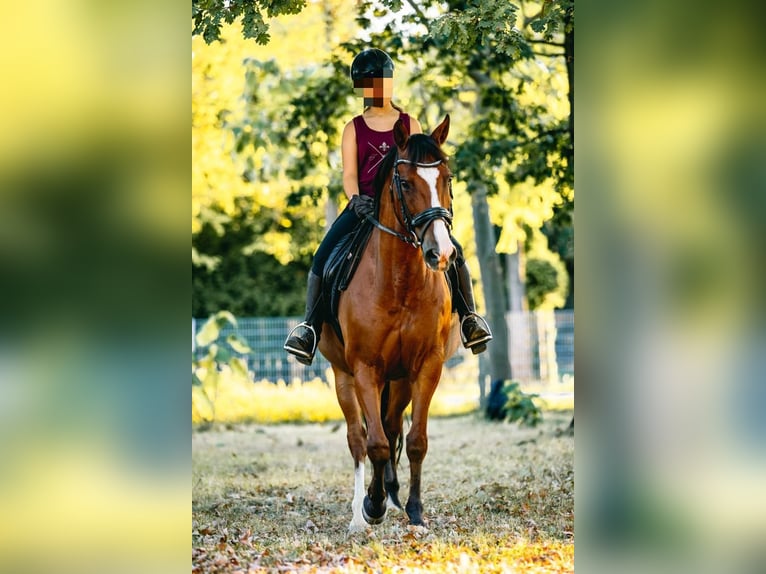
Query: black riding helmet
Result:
<box><xmin>350</xmin><ymin>49</ymin><xmax>394</xmax><ymax>81</ymax></box>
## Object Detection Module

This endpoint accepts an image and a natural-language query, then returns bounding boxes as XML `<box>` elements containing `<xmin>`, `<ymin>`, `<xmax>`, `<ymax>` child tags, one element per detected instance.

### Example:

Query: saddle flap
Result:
<box><xmin>322</xmin><ymin>220</ymin><xmax>374</xmax><ymax>343</ymax></box>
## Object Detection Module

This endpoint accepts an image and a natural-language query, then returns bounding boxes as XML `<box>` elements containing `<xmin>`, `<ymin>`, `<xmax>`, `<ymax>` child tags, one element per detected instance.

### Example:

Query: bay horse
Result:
<box><xmin>318</xmin><ymin>115</ymin><xmax>461</xmax><ymax>532</ymax></box>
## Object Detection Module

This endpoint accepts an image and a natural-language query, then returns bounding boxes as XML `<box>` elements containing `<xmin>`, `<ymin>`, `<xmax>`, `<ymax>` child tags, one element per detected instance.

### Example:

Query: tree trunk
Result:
<box><xmin>507</xmin><ymin>248</ymin><xmax>525</xmax><ymax>312</ymax></box>
<box><xmin>471</xmin><ymin>185</ymin><xmax>512</xmax><ymax>381</ymax></box>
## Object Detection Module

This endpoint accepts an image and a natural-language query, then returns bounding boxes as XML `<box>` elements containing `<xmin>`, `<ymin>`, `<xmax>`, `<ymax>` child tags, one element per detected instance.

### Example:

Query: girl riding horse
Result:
<box><xmin>284</xmin><ymin>48</ymin><xmax>491</xmax><ymax>364</ymax></box>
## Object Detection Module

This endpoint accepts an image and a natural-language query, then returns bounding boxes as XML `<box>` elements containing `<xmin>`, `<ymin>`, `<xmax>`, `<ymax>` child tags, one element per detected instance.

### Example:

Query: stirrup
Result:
<box><xmin>460</xmin><ymin>313</ymin><xmax>493</xmax><ymax>347</ymax></box>
<box><xmin>283</xmin><ymin>322</ymin><xmax>317</xmax><ymax>362</ymax></box>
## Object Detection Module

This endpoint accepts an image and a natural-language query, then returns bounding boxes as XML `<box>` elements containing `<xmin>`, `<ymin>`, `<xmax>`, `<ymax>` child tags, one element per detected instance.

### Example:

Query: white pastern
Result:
<box><xmin>348</xmin><ymin>462</ymin><xmax>367</xmax><ymax>533</ymax></box>
<box><xmin>417</xmin><ymin>166</ymin><xmax>454</xmax><ymax>256</ymax></box>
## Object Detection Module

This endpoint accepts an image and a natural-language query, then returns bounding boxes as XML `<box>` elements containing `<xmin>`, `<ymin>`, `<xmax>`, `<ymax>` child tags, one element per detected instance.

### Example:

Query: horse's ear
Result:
<box><xmin>393</xmin><ymin>118</ymin><xmax>410</xmax><ymax>150</ymax></box>
<box><xmin>430</xmin><ymin>114</ymin><xmax>450</xmax><ymax>146</ymax></box>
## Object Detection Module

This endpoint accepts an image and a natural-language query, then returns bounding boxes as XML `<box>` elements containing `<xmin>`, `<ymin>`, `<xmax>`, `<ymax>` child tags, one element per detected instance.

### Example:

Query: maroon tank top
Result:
<box><xmin>353</xmin><ymin>112</ymin><xmax>410</xmax><ymax>198</ymax></box>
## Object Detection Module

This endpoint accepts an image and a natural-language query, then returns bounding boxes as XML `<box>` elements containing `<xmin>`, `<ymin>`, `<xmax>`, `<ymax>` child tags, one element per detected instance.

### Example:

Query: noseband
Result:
<box><xmin>366</xmin><ymin>156</ymin><xmax>454</xmax><ymax>249</ymax></box>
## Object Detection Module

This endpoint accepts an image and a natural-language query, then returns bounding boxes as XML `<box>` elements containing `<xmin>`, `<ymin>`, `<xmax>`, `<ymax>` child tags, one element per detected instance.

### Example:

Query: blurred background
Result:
<box><xmin>0</xmin><ymin>1</ymin><xmax>188</xmax><ymax>573</ymax></box>
<box><xmin>577</xmin><ymin>0</ymin><xmax>766</xmax><ymax>572</ymax></box>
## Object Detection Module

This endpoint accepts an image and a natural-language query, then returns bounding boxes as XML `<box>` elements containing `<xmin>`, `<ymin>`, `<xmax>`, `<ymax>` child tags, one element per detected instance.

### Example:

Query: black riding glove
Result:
<box><xmin>349</xmin><ymin>194</ymin><xmax>375</xmax><ymax>219</ymax></box>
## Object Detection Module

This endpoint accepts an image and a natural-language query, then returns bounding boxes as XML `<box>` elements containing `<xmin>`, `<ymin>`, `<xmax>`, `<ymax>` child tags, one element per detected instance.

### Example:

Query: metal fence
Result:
<box><xmin>192</xmin><ymin>310</ymin><xmax>573</xmax><ymax>385</ymax></box>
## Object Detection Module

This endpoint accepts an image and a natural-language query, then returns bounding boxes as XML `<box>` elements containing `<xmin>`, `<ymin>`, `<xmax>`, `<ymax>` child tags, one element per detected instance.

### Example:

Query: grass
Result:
<box><xmin>192</xmin><ymin>411</ymin><xmax>574</xmax><ymax>573</ymax></box>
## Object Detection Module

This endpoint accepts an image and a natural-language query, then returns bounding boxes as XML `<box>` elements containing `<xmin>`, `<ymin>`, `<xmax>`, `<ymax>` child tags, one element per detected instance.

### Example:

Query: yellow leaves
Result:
<box><xmin>489</xmin><ymin>177</ymin><xmax>563</xmax><ymax>255</ymax></box>
<box><xmin>255</xmin><ymin>230</ymin><xmax>295</xmax><ymax>265</ymax></box>
<box><xmin>310</xmin><ymin>139</ymin><xmax>327</xmax><ymax>158</ymax></box>
<box><xmin>496</xmin><ymin>224</ymin><xmax>525</xmax><ymax>254</ymax></box>
<box><xmin>513</xmin><ymin>58</ymin><xmax>570</xmax><ymax>121</ymax></box>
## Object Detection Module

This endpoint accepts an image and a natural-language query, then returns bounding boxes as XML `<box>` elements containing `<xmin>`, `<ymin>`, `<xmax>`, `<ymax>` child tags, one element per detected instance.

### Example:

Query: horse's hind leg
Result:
<box><xmin>382</xmin><ymin>378</ymin><xmax>411</xmax><ymax>511</ymax></box>
<box><xmin>333</xmin><ymin>369</ymin><xmax>368</xmax><ymax>533</ymax></box>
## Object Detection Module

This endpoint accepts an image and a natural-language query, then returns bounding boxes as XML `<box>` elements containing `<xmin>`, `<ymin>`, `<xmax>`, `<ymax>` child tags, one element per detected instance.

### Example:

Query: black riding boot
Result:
<box><xmin>454</xmin><ymin>262</ymin><xmax>492</xmax><ymax>354</ymax></box>
<box><xmin>283</xmin><ymin>272</ymin><xmax>323</xmax><ymax>365</ymax></box>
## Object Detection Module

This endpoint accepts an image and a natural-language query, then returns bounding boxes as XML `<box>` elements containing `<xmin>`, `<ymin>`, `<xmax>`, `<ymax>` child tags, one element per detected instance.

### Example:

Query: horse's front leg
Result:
<box><xmin>354</xmin><ymin>366</ymin><xmax>389</xmax><ymax>525</ymax></box>
<box><xmin>333</xmin><ymin>369</ymin><xmax>368</xmax><ymax>533</ymax></box>
<box><xmin>405</xmin><ymin>360</ymin><xmax>443</xmax><ymax>527</ymax></box>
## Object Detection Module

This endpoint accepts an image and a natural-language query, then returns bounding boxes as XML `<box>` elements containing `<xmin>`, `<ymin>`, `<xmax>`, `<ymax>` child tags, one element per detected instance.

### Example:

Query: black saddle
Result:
<box><xmin>322</xmin><ymin>219</ymin><xmax>374</xmax><ymax>343</ymax></box>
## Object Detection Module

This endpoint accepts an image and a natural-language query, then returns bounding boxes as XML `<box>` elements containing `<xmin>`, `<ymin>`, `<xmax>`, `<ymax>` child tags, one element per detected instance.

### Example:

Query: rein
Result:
<box><xmin>365</xmin><ymin>156</ymin><xmax>453</xmax><ymax>249</ymax></box>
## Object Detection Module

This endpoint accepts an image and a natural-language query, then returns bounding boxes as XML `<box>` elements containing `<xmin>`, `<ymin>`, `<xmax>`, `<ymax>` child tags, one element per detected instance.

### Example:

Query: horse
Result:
<box><xmin>318</xmin><ymin>115</ymin><xmax>461</xmax><ymax>532</ymax></box>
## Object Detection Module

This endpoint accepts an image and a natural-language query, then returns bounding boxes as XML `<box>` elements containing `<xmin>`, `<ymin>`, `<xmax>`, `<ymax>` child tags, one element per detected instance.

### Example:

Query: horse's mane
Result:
<box><xmin>372</xmin><ymin>134</ymin><xmax>449</xmax><ymax>198</ymax></box>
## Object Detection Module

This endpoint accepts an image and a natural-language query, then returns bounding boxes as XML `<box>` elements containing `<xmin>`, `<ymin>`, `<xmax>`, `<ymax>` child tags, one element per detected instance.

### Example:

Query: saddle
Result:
<box><xmin>322</xmin><ymin>219</ymin><xmax>374</xmax><ymax>343</ymax></box>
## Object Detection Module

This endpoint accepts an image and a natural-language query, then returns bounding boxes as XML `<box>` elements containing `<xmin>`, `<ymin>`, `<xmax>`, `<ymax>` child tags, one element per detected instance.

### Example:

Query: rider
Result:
<box><xmin>284</xmin><ymin>48</ymin><xmax>492</xmax><ymax>365</ymax></box>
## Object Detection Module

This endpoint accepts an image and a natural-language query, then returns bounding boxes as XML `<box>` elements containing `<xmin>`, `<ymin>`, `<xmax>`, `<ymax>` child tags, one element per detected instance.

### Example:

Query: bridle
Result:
<box><xmin>366</xmin><ymin>155</ymin><xmax>454</xmax><ymax>249</ymax></box>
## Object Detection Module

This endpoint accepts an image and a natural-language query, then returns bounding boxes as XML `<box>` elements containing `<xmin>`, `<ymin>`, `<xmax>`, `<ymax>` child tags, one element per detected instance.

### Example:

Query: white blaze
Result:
<box><xmin>416</xmin><ymin>167</ymin><xmax>453</xmax><ymax>255</ymax></box>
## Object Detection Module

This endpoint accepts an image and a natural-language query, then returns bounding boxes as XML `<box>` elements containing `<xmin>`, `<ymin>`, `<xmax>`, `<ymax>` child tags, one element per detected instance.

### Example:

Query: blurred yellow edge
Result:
<box><xmin>0</xmin><ymin>446</ymin><xmax>187</xmax><ymax>570</ymax></box>
<box><xmin>192</xmin><ymin>368</ymin><xmax>574</xmax><ymax>425</ymax></box>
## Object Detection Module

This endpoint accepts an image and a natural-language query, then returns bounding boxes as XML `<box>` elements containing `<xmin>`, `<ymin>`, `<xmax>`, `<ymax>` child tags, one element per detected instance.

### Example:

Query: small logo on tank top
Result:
<box><xmin>379</xmin><ymin>142</ymin><xmax>389</xmax><ymax>152</ymax></box>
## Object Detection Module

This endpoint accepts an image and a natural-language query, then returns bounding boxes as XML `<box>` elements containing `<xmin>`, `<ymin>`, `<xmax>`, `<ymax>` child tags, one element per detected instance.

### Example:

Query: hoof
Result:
<box><xmin>405</xmin><ymin>500</ymin><xmax>424</xmax><ymax>526</ymax></box>
<box><xmin>362</xmin><ymin>495</ymin><xmax>386</xmax><ymax>525</ymax></box>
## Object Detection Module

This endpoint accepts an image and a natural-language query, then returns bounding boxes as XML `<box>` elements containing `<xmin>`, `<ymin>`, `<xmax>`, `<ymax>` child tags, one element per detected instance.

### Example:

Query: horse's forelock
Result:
<box><xmin>406</xmin><ymin>134</ymin><xmax>448</xmax><ymax>165</ymax></box>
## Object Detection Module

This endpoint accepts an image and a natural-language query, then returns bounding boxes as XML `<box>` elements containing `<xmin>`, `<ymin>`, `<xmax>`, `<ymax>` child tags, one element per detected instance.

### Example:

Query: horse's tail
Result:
<box><xmin>380</xmin><ymin>381</ymin><xmax>404</xmax><ymax>466</ymax></box>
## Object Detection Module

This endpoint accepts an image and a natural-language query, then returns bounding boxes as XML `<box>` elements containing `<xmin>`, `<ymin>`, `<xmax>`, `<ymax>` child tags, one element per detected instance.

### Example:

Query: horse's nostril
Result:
<box><xmin>426</xmin><ymin>249</ymin><xmax>439</xmax><ymax>263</ymax></box>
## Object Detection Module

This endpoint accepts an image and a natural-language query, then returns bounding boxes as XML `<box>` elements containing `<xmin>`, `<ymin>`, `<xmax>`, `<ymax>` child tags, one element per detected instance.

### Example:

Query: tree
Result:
<box><xmin>192</xmin><ymin>3</ymin><xmax>359</xmax><ymax>319</ymax></box>
<box><xmin>401</xmin><ymin>0</ymin><xmax>574</xmax><ymax>382</ymax></box>
<box><xmin>192</xmin><ymin>198</ymin><xmax>317</xmax><ymax>317</ymax></box>
<box><xmin>192</xmin><ymin>0</ymin><xmax>308</xmax><ymax>45</ymax></box>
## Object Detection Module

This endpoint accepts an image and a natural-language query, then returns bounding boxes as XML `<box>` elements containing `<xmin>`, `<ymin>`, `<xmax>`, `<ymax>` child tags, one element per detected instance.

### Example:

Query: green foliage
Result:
<box><xmin>502</xmin><ymin>381</ymin><xmax>543</xmax><ymax>427</ymax></box>
<box><xmin>525</xmin><ymin>258</ymin><xmax>559</xmax><ymax>310</ymax></box>
<box><xmin>523</xmin><ymin>224</ymin><xmax>570</xmax><ymax>310</ymax></box>
<box><xmin>192</xmin><ymin>0</ymin><xmax>308</xmax><ymax>45</ymax></box>
<box><xmin>529</xmin><ymin>0</ymin><xmax>574</xmax><ymax>39</ymax></box>
<box><xmin>430</xmin><ymin>0</ymin><xmax>523</xmax><ymax>57</ymax></box>
<box><xmin>193</xmin><ymin>311</ymin><xmax>254</xmax><ymax>423</ymax></box>
<box><xmin>542</xmin><ymin>197</ymin><xmax>574</xmax><ymax>307</ymax></box>
<box><xmin>192</xmin><ymin>199</ymin><xmax>316</xmax><ymax>318</ymax></box>
<box><xmin>230</xmin><ymin>56</ymin><xmax>352</xmax><ymax>180</ymax></box>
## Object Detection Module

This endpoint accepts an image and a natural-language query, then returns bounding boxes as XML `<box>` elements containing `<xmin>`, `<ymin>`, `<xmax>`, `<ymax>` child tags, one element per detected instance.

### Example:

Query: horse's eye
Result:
<box><xmin>400</xmin><ymin>180</ymin><xmax>411</xmax><ymax>191</ymax></box>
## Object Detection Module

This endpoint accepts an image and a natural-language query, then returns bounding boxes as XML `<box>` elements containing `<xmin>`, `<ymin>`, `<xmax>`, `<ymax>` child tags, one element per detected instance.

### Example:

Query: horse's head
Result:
<box><xmin>389</xmin><ymin>115</ymin><xmax>456</xmax><ymax>272</ymax></box>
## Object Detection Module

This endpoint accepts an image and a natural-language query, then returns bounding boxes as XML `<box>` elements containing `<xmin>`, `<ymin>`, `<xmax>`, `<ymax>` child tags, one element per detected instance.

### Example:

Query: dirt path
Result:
<box><xmin>193</xmin><ymin>412</ymin><xmax>574</xmax><ymax>573</ymax></box>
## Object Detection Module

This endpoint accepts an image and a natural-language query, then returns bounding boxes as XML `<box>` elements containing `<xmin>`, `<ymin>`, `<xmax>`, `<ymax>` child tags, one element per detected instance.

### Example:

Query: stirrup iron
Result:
<box><xmin>459</xmin><ymin>313</ymin><xmax>493</xmax><ymax>346</ymax></box>
<box><xmin>283</xmin><ymin>321</ymin><xmax>317</xmax><ymax>360</ymax></box>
